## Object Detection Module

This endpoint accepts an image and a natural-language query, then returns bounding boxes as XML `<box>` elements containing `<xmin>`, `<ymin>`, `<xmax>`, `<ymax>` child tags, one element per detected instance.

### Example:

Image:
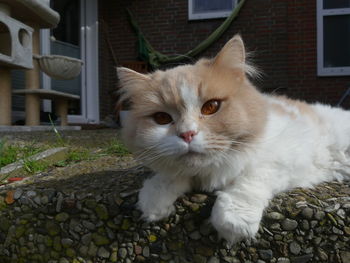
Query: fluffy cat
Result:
<box><xmin>116</xmin><ymin>35</ymin><xmax>350</xmax><ymax>244</ymax></box>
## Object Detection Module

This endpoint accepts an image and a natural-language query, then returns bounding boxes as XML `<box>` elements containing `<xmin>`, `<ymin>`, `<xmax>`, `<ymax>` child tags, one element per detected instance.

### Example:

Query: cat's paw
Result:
<box><xmin>137</xmin><ymin>182</ymin><xmax>176</xmax><ymax>222</ymax></box>
<box><xmin>137</xmin><ymin>201</ymin><xmax>175</xmax><ymax>222</ymax></box>
<box><xmin>210</xmin><ymin>193</ymin><xmax>261</xmax><ymax>244</ymax></box>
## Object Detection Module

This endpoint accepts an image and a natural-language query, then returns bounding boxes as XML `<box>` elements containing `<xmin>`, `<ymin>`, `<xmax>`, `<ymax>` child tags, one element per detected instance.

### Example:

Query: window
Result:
<box><xmin>188</xmin><ymin>0</ymin><xmax>237</xmax><ymax>20</ymax></box>
<box><xmin>317</xmin><ymin>0</ymin><xmax>350</xmax><ymax>76</ymax></box>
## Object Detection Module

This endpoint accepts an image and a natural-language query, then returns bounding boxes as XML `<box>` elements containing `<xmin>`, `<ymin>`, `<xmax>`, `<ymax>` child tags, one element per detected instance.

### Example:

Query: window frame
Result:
<box><xmin>317</xmin><ymin>0</ymin><xmax>350</xmax><ymax>76</ymax></box>
<box><xmin>188</xmin><ymin>0</ymin><xmax>237</xmax><ymax>20</ymax></box>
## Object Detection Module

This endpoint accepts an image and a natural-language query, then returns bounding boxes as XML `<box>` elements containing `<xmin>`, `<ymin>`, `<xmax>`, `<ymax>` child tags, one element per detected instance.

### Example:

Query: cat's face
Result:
<box><xmin>117</xmin><ymin>35</ymin><xmax>267</xmax><ymax>170</ymax></box>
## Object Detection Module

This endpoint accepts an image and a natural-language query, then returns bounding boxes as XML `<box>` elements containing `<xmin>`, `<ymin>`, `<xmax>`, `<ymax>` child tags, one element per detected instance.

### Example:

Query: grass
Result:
<box><xmin>0</xmin><ymin>125</ymin><xmax>130</xmax><ymax>183</ymax></box>
<box><xmin>0</xmin><ymin>140</ymin><xmax>46</xmax><ymax>170</ymax></box>
<box><xmin>23</xmin><ymin>159</ymin><xmax>48</xmax><ymax>174</ymax></box>
<box><xmin>0</xmin><ymin>141</ymin><xmax>18</xmax><ymax>168</ymax></box>
<box><xmin>104</xmin><ymin>138</ymin><xmax>130</xmax><ymax>156</ymax></box>
<box><xmin>55</xmin><ymin>148</ymin><xmax>92</xmax><ymax>167</ymax></box>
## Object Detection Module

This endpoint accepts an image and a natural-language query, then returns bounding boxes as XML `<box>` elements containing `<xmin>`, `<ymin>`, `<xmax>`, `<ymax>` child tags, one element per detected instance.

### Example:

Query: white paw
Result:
<box><xmin>138</xmin><ymin>201</ymin><xmax>175</xmax><ymax>222</ymax></box>
<box><xmin>137</xmin><ymin>180</ymin><xmax>176</xmax><ymax>222</ymax></box>
<box><xmin>210</xmin><ymin>193</ymin><xmax>261</xmax><ymax>244</ymax></box>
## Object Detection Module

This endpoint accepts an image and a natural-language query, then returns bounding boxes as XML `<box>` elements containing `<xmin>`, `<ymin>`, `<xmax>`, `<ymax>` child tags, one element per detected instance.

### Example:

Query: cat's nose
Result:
<box><xmin>179</xmin><ymin>130</ymin><xmax>198</xmax><ymax>143</ymax></box>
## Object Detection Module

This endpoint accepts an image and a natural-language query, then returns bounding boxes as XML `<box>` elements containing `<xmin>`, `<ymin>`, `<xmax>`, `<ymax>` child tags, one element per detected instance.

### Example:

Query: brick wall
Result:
<box><xmin>98</xmin><ymin>0</ymin><xmax>350</xmax><ymax>119</ymax></box>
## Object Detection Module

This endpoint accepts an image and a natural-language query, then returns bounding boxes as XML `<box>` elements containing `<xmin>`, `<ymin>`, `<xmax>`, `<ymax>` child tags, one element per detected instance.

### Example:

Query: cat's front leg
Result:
<box><xmin>138</xmin><ymin>173</ymin><xmax>191</xmax><ymax>222</ymax></box>
<box><xmin>210</xmin><ymin>179</ymin><xmax>272</xmax><ymax>244</ymax></box>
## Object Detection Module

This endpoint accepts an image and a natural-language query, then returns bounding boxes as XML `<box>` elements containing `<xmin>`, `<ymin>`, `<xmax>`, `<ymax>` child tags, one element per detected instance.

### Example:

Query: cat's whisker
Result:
<box><xmin>134</xmin><ymin>145</ymin><xmax>177</xmax><ymax>166</ymax></box>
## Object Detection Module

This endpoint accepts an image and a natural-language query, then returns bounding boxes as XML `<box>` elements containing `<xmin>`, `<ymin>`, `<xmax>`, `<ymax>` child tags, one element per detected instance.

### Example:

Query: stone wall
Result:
<box><xmin>0</xmin><ymin>167</ymin><xmax>349</xmax><ymax>263</ymax></box>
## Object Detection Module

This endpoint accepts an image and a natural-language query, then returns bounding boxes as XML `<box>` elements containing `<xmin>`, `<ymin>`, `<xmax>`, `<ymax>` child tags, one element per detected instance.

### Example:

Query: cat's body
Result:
<box><xmin>117</xmin><ymin>35</ymin><xmax>350</xmax><ymax>243</ymax></box>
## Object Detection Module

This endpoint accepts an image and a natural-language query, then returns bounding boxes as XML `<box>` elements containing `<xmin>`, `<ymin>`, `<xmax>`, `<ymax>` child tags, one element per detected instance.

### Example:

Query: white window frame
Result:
<box><xmin>41</xmin><ymin>0</ymin><xmax>99</xmax><ymax>124</ymax></box>
<box><xmin>188</xmin><ymin>0</ymin><xmax>237</xmax><ymax>20</ymax></box>
<box><xmin>317</xmin><ymin>0</ymin><xmax>350</xmax><ymax>76</ymax></box>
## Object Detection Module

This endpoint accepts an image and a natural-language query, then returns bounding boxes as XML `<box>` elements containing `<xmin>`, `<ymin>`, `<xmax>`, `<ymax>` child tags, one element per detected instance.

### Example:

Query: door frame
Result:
<box><xmin>41</xmin><ymin>0</ymin><xmax>99</xmax><ymax>124</ymax></box>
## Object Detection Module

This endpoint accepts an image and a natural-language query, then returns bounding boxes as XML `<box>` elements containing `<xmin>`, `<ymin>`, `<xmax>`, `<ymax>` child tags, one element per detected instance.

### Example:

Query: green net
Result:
<box><xmin>127</xmin><ymin>0</ymin><xmax>246</xmax><ymax>69</ymax></box>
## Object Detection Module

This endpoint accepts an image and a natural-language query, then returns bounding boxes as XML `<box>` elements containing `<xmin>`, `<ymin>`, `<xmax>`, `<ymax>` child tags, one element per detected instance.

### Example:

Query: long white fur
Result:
<box><xmin>118</xmin><ymin>39</ymin><xmax>350</xmax><ymax>245</ymax></box>
<box><xmin>132</xmin><ymin>89</ymin><xmax>350</xmax><ymax>244</ymax></box>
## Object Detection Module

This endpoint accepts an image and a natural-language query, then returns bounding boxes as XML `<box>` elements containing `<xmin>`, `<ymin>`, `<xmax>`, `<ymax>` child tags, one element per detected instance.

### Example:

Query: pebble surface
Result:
<box><xmin>0</xmin><ymin>162</ymin><xmax>349</xmax><ymax>263</ymax></box>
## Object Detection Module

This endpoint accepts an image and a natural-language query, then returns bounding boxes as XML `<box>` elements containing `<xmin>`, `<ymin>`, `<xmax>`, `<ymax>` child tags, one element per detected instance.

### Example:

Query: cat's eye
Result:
<box><xmin>153</xmin><ymin>112</ymin><xmax>173</xmax><ymax>125</ymax></box>
<box><xmin>201</xmin><ymin>100</ymin><xmax>221</xmax><ymax>115</ymax></box>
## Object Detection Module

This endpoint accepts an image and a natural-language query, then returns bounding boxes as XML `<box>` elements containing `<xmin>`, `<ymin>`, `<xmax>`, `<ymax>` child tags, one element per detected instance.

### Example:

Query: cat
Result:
<box><xmin>116</xmin><ymin>35</ymin><xmax>350</xmax><ymax>244</ymax></box>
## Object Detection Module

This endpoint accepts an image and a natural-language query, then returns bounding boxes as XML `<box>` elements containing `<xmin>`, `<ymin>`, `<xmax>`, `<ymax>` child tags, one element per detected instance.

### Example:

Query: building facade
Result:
<box><xmin>10</xmin><ymin>0</ymin><xmax>350</xmax><ymax>124</ymax></box>
<box><xmin>99</xmin><ymin>0</ymin><xmax>350</xmax><ymax>120</ymax></box>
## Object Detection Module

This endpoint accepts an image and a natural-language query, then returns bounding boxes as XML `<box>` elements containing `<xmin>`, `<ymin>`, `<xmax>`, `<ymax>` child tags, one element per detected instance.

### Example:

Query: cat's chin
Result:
<box><xmin>177</xmin><ymin>150</ymin><xmax>214</xmax><ymax>167</ymax></box>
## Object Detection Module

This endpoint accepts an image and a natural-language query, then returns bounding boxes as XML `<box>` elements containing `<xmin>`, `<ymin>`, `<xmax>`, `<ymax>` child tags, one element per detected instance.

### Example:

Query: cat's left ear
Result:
<box><xmin>213</xmin><ymin>35</ymin><xmax>246</xmax><ymax>73</ymax></box>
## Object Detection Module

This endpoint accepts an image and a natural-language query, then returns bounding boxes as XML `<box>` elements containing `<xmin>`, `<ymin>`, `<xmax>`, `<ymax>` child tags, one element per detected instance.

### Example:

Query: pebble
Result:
<box><xmin>97</xmin><ymin>247</ymin><xmax>110</xmax><ymax>258</ymax></box>
<box><xmin>55</xmin><ymin>212</ymin><xmax>69</xmax><ymax>222</ymax></box>
<box><xmin>340</xmin><ymin>251</ymin><xmax>350</xmax><ymax>263</ymax></box>
<box><xmin>190</xmin><ymin>231</ymin><xmax>202</xmax><ymax>240</ymax></box>
<box><xmin>290</xmin><ymin>254</ymin><xmax>313</xmax><ymax>263</ymax></box>
<box><xmin>258</xmin><ymin>249</ymin><xmax>273</xmax><ymax>261</ymax></box>
<box><xmin>282</xmin><ymin>219</ymin><xmax>298</xmax><ymax>231</ymax></box>
<box><xmin>325</xmin><ymin>203</ymin><xmax>340</xmax><ymax>212</ymax></box>
<box><xmin>208</xmin><ymin>257</ymin><xmax>220</xmax><ymax>263</ymax></box>
<box><xmin>41</xmin><ymin>195</ymin><xmax>49</xmax><ymax>204</ymax></box>
<box><xmin>332</xmin><ymin>226</ymin><xmax>343</xmax><ymax>235</ymax></box>
<box><xmin>317</xmin><ymin>248</ymin><xmax>328</xmax><ymax>261</ymax></box>
<box><xmin>277</xmin><ymin>258</ymin><xmax>290</xmax><ymax>263</ymax></box>
<box><xmin>82</xmin><ymin>220</ymin><xmax>96</xmax><ymax>230</ymax></box>
<box><xmin>56</xmin><ymin>193</ymin><xmax>63</xmax><ymax>212</ymax></box>
<box><xmin>314</xmin><ymin>211</ymin><xmax>325</xmax><ymax>220</ymax></box>
<box><xmin>134</xmin><ymin>245</ymin><xmax>142</xmax><ymax>255</ymax></box>
<box><xmin>301</xmin><ymin>208</ymin><xmax>313</xmax><ymax>219</ymax></box>
<box><xmin>266</xmin><ymin>212</ymin><xmax>285</xmax><ymax>221</ymax></box>
<box><xmin>193</xmin><ymin>254</ymin><xmax>207</xmax><ymax>263</ymax></box>
<box><xmin>301</xmin><ymin>220</ymin><xmax>309</xmax><ymax>231</ymax></box>
<box><xmin>61</xmin><ymin>238</ymin><xmax>73</xmax><ymax>248</ymax></box>
<box><xmin>142</xmin><ymin>246</ymin><xmax>150</xmax><ymax>257</ymax></box>
<box><xmin>26</xmin><ymin>190</ymin><xmax>37</xmax><ymax>198</ymax></box>
<box><xmin>289</xmin><ymin>241</ymin><xmax>301</xmax><ymax>255</ymax></box>
<box><xmin>13</xmin><ymin>189</ymin><xmax>23</xmax><ymax>200</ymax></box>
<box><xmin>118</xmin><ymin>248</ymin><xmax>127</xmax><ymax>259</ymax></box>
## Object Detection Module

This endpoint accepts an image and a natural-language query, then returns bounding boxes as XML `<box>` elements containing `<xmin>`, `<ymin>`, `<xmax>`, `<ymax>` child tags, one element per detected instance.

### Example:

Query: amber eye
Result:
<box><xmin>153</xmin><ymin>112</ymin><xmax>173</xmax><ymax>125</ymax></box>
<box><xmin>201</xmin><ymin>100</ymin><xmax>221</xmax><ymax>115</ymax></box>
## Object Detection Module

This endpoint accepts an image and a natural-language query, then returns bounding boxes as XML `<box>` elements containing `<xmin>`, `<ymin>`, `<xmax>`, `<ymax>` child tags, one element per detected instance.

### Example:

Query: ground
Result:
<box><xmin>0</xmin><ymin>129</ymin><xmax>349</xmax><ymax>263</ymax></box>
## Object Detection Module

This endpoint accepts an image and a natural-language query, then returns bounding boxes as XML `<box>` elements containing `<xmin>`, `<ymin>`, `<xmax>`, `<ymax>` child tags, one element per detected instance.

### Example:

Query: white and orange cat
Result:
<box><xmin>117</xmin><ymin>35</ymin><xmax>350</xmax><ymax>244</ymax></box>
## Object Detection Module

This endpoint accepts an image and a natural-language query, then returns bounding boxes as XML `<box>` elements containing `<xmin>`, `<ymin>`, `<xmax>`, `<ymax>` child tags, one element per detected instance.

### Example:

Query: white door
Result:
<box><xmin>41</xmin><ymin>0</ymin><xmax>99</xmax><ymax>124</ymax></box>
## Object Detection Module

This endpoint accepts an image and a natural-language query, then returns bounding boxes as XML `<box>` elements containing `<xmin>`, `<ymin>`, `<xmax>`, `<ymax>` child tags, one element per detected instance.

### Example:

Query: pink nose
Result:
<box><xmin>179</xmin><ymin>130</ymin><xmax>197</xmax><ymax>143</ymax></box>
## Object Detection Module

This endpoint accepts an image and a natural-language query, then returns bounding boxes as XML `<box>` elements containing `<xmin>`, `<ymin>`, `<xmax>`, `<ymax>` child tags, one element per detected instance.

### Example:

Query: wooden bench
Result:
<box><xmin>13</xmin><ymin>89</ymin><xmax>80</xmax><ymax>126</ymax></box>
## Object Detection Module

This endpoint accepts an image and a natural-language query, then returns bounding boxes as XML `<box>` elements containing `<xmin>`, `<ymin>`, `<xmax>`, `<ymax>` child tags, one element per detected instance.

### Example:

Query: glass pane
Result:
<box><xmin>323</xmin><ymin>15</ymin><xmax>350</xmax><ymax>68</ymax></box>
<box><xmin>193</xmin><ymin>0</ymin><xmax>233</xmax><ymax>13</ymax></box>
<box><xmin>51</xmin><ymin>0</ymin><xmax>81</xmax><ymax>115</ymax></box>
<box><xmin>323</xmin><ymin>0</ymin><xmax>350</xmax><ymax>9</ymax></box>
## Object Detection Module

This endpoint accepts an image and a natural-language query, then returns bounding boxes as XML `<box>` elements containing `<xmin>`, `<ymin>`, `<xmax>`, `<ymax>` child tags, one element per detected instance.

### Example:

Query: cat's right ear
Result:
<box><xmin>117</xmin><ymin>67</ymin><xmax>151</xmax><ymax>90</ymax></box>
<box><xmin>116</xmin><ymin>67</ymin><xmax>151</xmax><ymax>109</ymax></box>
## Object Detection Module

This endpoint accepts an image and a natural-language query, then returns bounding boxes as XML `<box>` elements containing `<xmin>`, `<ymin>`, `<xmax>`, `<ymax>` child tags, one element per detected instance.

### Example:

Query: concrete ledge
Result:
<box><xmin>0</xmin><ymin>126</ymin><xmax>81</xmax><ymax>132</ymax></box>
<box><xmin>0</xmin><ymin>168</ymin><xmax>348</xmax><ymax>263</ymax></box>
<box><xmin>0</xmin><ymin>147</ymin><xmax>69</xmax><ymax>180</ymax></box>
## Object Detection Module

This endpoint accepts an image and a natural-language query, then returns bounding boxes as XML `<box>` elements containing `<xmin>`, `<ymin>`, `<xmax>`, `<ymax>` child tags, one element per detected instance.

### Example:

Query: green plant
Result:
<box><xmin>22</xmin><ymin>143</ymin><xmax>43</xmax><ymax>157</ymax></box>
<box><xmin>105</xmin><ymin>139</ymin><xmax>130</xmax><ymax>156</ymax></box>
<box><xmin>0</xmin><ymin>143</ymin><xmax>19</xmax><ymax>169</ymax></box>
<box><xmin>49</xmin><ymin>114</ymin><xmax>65</xmax><ymax>146</ymax></box>
<box><xmin>23</xmin><ymin>159</ymin><xmax>48</xmax><ymax>174</ymax></box>
<box><xmin>53</xmin><ymin>148</ymin><xmax>92</xmax><ymax>168</ymax></box>
<box><xmin>67</xmin><ymin>149</ymin><xmax>91</xmax><ymax>162</ymax></box>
